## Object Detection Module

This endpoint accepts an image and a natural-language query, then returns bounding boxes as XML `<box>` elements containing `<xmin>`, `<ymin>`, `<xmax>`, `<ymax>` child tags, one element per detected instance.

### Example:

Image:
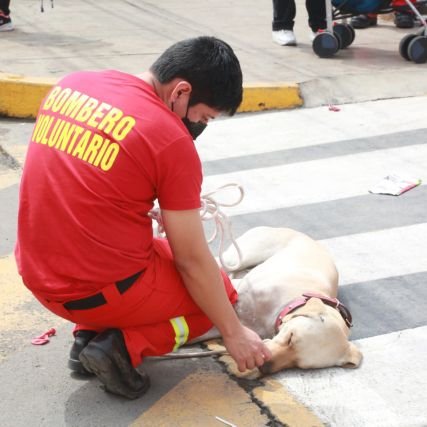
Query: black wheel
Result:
<box><xmin>399</xmin><ymin>34</ymin><xmax>417</xmax><ymax>61</ymax></box>
<box><xmin>333</xmin><ymin>23</ymin><xmax>353</xmax><ymax>49</ymax></box>
<box><xmin>312</xmin><ymin>32</ymin><xmax>340</xmax><ymax>58</ymax></box>
<box><xmin>407</xmin><ymin>36</ymin><xmax>427</xmax><ymax>63</ymax></box>
<box><xmin>345</xmin><ymin>24</ymin><xmax>356</xmax><ymax>46</ymax></box>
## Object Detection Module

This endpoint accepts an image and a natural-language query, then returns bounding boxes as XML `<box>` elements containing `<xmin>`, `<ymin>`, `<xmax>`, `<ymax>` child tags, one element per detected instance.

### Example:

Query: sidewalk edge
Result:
<box><xmin>0</xmin><ymin>74</ymin><xmax>303</xmax><ymax>119</ymax></box>
<box><xmin>0</xmin><ymin>74</ymin><xmax>57</xmax><ymax>119</ymax></box>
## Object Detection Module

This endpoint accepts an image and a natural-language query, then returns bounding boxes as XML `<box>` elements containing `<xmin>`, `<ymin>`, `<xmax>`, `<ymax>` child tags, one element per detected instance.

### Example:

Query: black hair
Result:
<box><xmin>150</xmin><ymin>36</ymin><xmax>243</xmax><ymax>116</ymax></box>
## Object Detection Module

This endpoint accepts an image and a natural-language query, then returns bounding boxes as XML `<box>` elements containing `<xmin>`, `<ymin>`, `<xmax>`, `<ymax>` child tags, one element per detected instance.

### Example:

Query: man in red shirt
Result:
<box><xmin>15</xmin><ymin>36</ymin><xmax>271</xmax><ymax>399</ymax></box>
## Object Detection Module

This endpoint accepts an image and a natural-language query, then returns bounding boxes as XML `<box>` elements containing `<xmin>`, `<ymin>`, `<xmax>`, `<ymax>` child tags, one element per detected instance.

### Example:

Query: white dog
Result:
<box><xmin>197</xmin><ymin>226</ymin><xmax>362</xmax><ymax>374</ymax></box>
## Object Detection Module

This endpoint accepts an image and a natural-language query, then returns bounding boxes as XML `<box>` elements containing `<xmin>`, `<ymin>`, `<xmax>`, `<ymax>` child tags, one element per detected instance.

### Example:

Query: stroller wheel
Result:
<box><xmin>333</xmin><ymin>24</ymin><xmax>353</xmax><ymax>49</ymax></box>
<box><xmin>399</xmin><ymin>34</ymin><xmax>417</xmax><ymax>61</ymax></box>
<box><xmin>346</xmin><ymin>25</ymin><xmax>356</xmax><ymax>45</ymax></box>
<box><xmin>312</xmin><ymin>32</ymin><xmax>340</xmax><ymax>58</ymax></box>
<box><xmin>407</xmin><ymin>36</ymin><xmax>427</xmax><ymax>64</ymax></box>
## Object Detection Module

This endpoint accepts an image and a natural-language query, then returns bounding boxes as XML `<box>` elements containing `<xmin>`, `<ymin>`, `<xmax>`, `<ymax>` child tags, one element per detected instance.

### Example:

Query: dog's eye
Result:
<box><xmin>319</xmin><ymin>315</ymin><xmax>325</xmax><ymax>323</ymax></box>
<box><xmin>291</xmin><ymin>314</ymin><xmax>310</xmax><ymax>320</ymax></box>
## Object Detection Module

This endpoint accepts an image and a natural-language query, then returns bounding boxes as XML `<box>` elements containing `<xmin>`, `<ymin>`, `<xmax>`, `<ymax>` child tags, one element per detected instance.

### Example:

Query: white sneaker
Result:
<box><xmin>0</xmin><ymin>14</ymin><xmax>13</xmax><ymax>32</ymax></box>
<box><xmin>272</xmin><ymin>30</ymin><xmax>297</xmax><ymax>46</ymax></box>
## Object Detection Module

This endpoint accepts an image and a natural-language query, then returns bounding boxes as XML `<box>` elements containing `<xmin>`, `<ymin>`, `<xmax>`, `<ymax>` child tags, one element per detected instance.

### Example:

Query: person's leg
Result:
<box><xmin>75</xmin><ymin>238</ymin><xmax>237</xmax><ymax>398</ymax></box>
<box><xmin>306</xmin><ymin>0</ymin><xmax>326</xmax><ymax>32</ymax></box>
<box><xmin>79</xmin><ymin>329</ymin><xmax>151</xmax><ymax>400</ymax></box>
<box><xmin>272</xmin><ymin>0</ymin><xmax>296</xmax><ymax>30</ymax></box>
<box><xmin>350</xmin><ymin>14</ymin><xmax>378</xmax><ymax>29</ymax></box>
<box><xmin>392</xmin><ymin>0</ymin><xmax>416</xmax><ymax>28</ymax></box>
<box><xmin>0</xmin><ymin>0</ymin><xmax>10</xmax><ymax>15</ymax></box>
<box><xmin>272</xmin><ymin>0</ymin><xmax>298</xmax><ymax>45</ymax></box>
<box><xmin>68</xmin><ymin>327</ymin><xmax>101</xmax><ymax>375</ymax></box>
<box><xmin>0</xmin><ymin>0</ymin><xmax>13</xmax><ymax>32</ymax></box>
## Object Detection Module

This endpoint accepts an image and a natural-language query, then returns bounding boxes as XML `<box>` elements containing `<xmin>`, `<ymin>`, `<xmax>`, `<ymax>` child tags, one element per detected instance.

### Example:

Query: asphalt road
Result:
<box><xmin>1</xmin><ymin>96</ymin><xmax>426</xmax><ymax>426</ymax></box>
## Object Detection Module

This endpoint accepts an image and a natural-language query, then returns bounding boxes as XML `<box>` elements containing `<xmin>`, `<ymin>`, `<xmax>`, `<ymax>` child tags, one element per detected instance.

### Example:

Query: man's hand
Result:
<box><xmin>222</xmin><ymin>325</ymin><xmax>272</xmax><ymax>372</ymax></box>
<box><xmin>162</xmin><ymin>208</ymin><xmax>271</xmax><ymax>372</ymax></box>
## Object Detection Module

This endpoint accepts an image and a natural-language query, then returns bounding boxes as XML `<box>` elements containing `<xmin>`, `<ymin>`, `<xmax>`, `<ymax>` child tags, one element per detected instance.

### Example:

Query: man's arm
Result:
<box><xmin>161</xmin><ymin>208</ymin><xmax>271</xmax><ymax>372</ymax></box>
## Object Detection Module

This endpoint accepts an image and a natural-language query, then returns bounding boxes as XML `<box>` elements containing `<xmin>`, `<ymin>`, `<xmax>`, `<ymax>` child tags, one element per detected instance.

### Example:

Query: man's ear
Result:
<box><xmin>171</xmin><ymin>80</ymin><xmax>192</xmax><ymax>102</ymax></box>
<box><xmin>339</xmin><ymin>342</ymin><xmax>363</xmax><ymax>368</ymax></box>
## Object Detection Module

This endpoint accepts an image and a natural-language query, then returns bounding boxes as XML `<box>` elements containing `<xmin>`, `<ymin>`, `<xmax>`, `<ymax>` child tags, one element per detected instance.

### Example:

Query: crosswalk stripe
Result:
<box><xmin>199</xmin><ymin>98</ymin><xmax>427</xmax><ymax>426</ymax></box>
<box><xmin>1</xmin><ymin>97</ymin><xmax>426</xmax><ymax>426</ymax></box>
<box><xmin>339</xmin><ymin>272</ymin><xmax>427</xmax><ymax>340</ymax></box>
<box><xmin>203</xmin><ymin>144</ymin><xmax>427</xmax><ymax>216</ymax></box>
<box><xmin>219</xmin><ymin>184</ymin><xmax>427</xmax><ymax>246</ymax></box>
<box><xmin>275</xmin><ymin>326</ymin><xmax>427</xmax><ymax>427</ymax></box>
<box><xmin>203</xmin><ymin>128</ymin><xmax>427</xmax><ymax>176</ymax></box>
<box><xmin>322</xmin><ymin>223</ymin><xmax>427</xmax><ymax>286</ymax></box>
<box><xmin>199</xmin><ymin>96</ymin><xmax>427</xmax><ymax>162</ymax></box>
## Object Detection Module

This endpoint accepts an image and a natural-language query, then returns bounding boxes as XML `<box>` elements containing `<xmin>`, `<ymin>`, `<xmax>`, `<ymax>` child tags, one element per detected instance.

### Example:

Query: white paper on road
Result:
<box><xmin>369</xmin><ymin>173</ymin><xmax>421</xmax><ymax>196</ymax></box>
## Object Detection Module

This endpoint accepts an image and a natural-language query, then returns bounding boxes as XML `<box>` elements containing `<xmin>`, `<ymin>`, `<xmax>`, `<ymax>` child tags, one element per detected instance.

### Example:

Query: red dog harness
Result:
<box><xmin>275</xmin><ymin>292</ymin><xmax>353</xmax><ymax>332</ymax></box>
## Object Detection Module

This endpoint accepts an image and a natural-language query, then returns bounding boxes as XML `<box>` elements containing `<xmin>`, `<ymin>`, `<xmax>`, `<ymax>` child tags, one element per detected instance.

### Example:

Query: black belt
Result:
<box><xmin>63</xmin><ymin>270</ymin><xmax>144</xmax><ymax>310</ymax></box>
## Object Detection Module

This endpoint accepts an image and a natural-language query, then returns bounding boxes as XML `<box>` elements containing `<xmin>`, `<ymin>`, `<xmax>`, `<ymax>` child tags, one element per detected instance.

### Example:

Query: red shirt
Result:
<box><xmin>15</xmin><ymin>70</ymin><xmax>202</xmax><ymax>299</ymax></box>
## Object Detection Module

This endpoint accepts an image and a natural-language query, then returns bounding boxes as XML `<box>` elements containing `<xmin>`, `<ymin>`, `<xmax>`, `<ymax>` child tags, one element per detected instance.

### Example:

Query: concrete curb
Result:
<box><xmin>239</xmin><ymin>82</ymin><xmax>303</xmax><ymax>113</ymax></box>
<box><xmin>0</xmin><ymin>73</ymin><xmax>303</xmax><ymax>119</ymax></box>
<box><xmin>0</xmin><ymin>74</ymin><xmax>57</xmax><ymax>119</ymax></box>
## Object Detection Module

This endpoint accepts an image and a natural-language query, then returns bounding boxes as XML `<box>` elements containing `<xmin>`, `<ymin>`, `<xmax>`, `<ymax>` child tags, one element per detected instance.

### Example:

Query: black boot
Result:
<box><xmin>394</xmin><ymin>12</ymin><xmax>415</xmax><ymax>28</ymax></box>
<box><xmin>68</xmin><ymin>330</ymin><xmax>98</xmax><ymax>375</ymax></box>
<box><xmin>350</xmin><ymin>14</ymin><xmax>377</xmax><ymax>29</ymax></box>
<box><xmin>78</xmin><ymin>329</ymin><xmax>150</xmax><ymax>400</ymax></box>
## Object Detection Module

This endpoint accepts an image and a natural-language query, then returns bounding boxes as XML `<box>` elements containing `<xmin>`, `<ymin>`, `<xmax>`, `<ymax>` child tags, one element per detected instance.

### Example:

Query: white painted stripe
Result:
<box><xmin>273</xmin><ymin>326</ymin><xmax>427</xmax><ymax>427</ymax></box>
<box><xmin>199</xmin><ymin>96</ymin><xmax>427</xmax><ymax>161</ymax></box>
<box><xmin>321</xmin><ymin>223</ymin><xmax>427</xmax><ymax>286</ymax></box>
<box><xmin>203</xmin><ymin>144</ymin><xmax>427</xmax><ymax>216</ymax></box>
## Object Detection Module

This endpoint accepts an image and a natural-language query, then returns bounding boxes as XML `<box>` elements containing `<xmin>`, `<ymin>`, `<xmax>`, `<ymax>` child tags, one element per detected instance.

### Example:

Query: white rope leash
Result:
<box><xmin>149</xmin><ymin>183</ymin><xmax>244</xmax><ymax>271</ymax></box>
<box><xmin>201</xmin><ymin>183</ymin><xmax>244</xmax><ymax>271</ymax></box>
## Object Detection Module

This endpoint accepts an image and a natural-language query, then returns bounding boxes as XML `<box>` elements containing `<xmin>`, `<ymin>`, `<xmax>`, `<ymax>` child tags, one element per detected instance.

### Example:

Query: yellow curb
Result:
<box><xmin>0</xmin><ymin>74</ymin><xmax>303</xmax><ymax>119</ymax></box>
<box><xmin>0</xmin><ymin>74</ymin><xmax>57</xmax><ymax>119</ymax></box>
<box><xmin>130</xmin><ymin>370</ymin><xmax>269</xmax><ymax>427</ymax></box>
<box><xmin>239</xmin><ymin>82</ymin><xmax>303</xmax><ymax>113</ymax></box>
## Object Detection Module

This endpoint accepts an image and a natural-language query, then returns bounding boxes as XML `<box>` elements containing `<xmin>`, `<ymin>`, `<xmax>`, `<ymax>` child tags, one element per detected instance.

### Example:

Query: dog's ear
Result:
<box><xmin>339</xmin><ymin>342</ymin><xmax>363</xmax><ymax>368</ymax></box>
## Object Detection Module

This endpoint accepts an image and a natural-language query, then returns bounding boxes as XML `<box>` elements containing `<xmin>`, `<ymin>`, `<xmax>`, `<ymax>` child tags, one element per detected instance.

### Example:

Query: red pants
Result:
<box><xmin>33</xmin><ymin>238</ymin><xmax>237</xmax><ymax>367</ymax></box>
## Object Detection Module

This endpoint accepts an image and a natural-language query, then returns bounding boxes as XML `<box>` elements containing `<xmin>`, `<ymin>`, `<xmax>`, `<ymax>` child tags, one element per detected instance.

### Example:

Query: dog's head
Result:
<box><xmin>260</xmin><ymin>297</ymin><xmax>362</xmax><ymax>374</ymax></box>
